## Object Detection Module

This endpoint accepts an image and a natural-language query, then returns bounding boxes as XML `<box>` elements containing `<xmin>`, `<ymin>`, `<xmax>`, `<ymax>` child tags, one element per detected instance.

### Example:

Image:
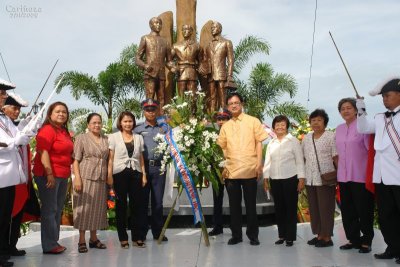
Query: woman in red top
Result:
<box><xmin>33</xmin><ymin>102</ymin><xmax>73</xmax><ymax>254</ymax></box>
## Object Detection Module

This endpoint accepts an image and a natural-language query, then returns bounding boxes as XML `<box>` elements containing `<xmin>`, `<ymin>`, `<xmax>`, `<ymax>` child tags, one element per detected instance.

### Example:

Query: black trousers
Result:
<box><xmin>9</xmin><ymin>208</ymin><xmax>24</xmax><ymax>250</ymax></box>
<box><xmin>270</xmin><ymin>176</ymin><xmax>298</xmax><ymax>241</ymax></box>
<box><xmin>142</xmin><ymin>165</ymin><xmax>166</xmax><ymax>238</ymax></box>
<box><xmin>212</xmin><ymin>179</ymin><xmax>225</xmax><ymax>229</ymax></box>
<box><xmin>339</xmin><ymin>181</ymin><xmax>374</xmax><ymax>246</ymax></box>
<box><xmin>375</xmin><ymin>183</ymin><xmax>400</xmax><ymax>255</ymax></box>
<box><xmin>225</xmin><ymin>178</ymin><xmax>258</xmax><ymax>240</ymax></box>
<box><xmin>0</xmin><ymin>186</ymin><xmax>15</xmax><ymax>256</ymax></box>
<box><xmin>113</xmin><ymin>168</ymin><xmax>146</xmax><ymax>242</ymax></box>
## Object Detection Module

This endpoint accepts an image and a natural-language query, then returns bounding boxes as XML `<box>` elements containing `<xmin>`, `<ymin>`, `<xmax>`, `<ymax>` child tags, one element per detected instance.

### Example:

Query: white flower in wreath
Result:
<box><xmin>188</xmin><ymin>128</ymin><xmax>194</xmax><ymax>134</ymax></box>
<box><xmin>189</xmin><ymin>118</ymin><xmax>197</xmax><ymax>125</ymax></box>
<box><xmin>185</xmin><ymin>141</ymin><xmax>191</xmax><ymax>147</ymax></box>
<box><xmin>195</xmin><ymin>91</ymin><xmax>205</xmax><ymax>97</ymax></box>
<box><xmin>189</xmin><ymin>138</ymin><xmax>194</xmax><ymax>144</ymax></box>
<box><xmin>184</xmin><ymin>91</ymin><xmax>193</xmax><ymax>96</ymax></box>
<box><xmin>162</xmin><ymin>104</ymin><xmax>172</xmax><ymax>110</ymax></box>
<box><xmin>218</xmin><ymin>160</ymin><xmax>225</xmax><ymax>168</ymax></box>
<box><xmin>194</xmin><ymin>170</ymin><xmax>200</xmax><ymax>176</ymax></box>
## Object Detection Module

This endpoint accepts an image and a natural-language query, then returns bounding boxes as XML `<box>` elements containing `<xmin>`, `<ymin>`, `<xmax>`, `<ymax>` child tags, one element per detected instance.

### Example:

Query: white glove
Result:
<box><xmin>17</xmin><ymin>116</ymin><xmax>32</xmax><ymax>131</ymax></box>
<box><xmin>15</xmin><ymin>131</ymin><xmax>31</xmax><ymax>146</ymax></box>
<box><xmin>356</xmin><ymin>98</ymin><xmax>367</xmax><ymax>116</ymax></box>
<box><xmin>22</xmin><ymin>116</ymin><xmax>42</xmax><ymax>134</ymax></box>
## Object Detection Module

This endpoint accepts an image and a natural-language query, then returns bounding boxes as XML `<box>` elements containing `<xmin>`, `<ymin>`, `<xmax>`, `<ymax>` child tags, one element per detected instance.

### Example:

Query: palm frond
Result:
<box><xmin>265</xmin><ymin>101</ymin><xmax>308</xmax><ymax>123</ymax></box>
<box><xmin>234</xmin><ymin>35</ymin><xmax>270</xmax><ymax>75</ymax></box>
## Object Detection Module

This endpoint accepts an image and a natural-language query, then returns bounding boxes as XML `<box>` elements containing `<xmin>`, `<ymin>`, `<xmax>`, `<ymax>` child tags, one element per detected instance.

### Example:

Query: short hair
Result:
<box><xmin>337</xmin><ymin>97</ymin><xmax>357</xmax><ymax>112</ymax></box>
<box><xmin>86</xmin><ymin>113</ymin><xmax>102</xmax><ymax>124</ymax></box>
<box><xmin>226</xmin><ymin>92</ymin><xmax>244</xmax><ymax>105</ymax></box>
<box><xmin>272</xmin><ymin>115</ymin><xmax>290</xmax><ymax>130</ymax></box>
<box><xmin>116</xmin><ymin>111</ymin><xmax>136</xmax><ymax>131</ymax></box>
<box><xmin>182</xmin><ymin>24</ymin><xmax>193</xmax><ymax>32</ymax></box>
<box><xmin>149</xmin><ymin>17</ymin><xmax>162</xmax><ymax>27</ymax></box>
<box><xmin>212</xmin><ymin>21</ymin><xmax>222</xmax><ymax>32</ymax></box>
<box><xmin>309</xmin><ymin>109</ymin><xmax>329</xmax><ymax>126</ymax></box>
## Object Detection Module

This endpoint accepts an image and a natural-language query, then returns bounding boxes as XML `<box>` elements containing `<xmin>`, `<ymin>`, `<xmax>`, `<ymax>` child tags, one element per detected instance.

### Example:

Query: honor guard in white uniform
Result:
<box><xmin>357</xmin><ymin>77</ymin><xmax>400</xmax><ymax>264</ymax></box>
<box><xmin>0</xmin><ymin>78</ymin><xmax>35</xmax><ymax>267</ymax></box>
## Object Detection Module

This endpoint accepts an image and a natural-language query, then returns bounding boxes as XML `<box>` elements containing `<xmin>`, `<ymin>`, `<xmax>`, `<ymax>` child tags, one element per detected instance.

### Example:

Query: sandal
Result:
<box><xmin>132</xmin><ymin>241</ymin><xmax>146</xmax><ymax>248</ymax></box>
<box><xmin>120</xmin><ymin>241</ymin><xmax>129</xmax><ymax>249</ymax></box>
<box><xmin>78</xmin><ymin>243</ymin><xmax>88</xmax><ymax>253</ymax></box>
<box><xmin>89</xmin><ymin>239</ymin><xmax>107</xmax><ymax>249</ymax></box>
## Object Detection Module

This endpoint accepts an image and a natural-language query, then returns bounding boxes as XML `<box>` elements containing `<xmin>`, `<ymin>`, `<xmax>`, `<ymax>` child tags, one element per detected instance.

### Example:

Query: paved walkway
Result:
<box><xmin>12</xmin><ymin>222</ymin><xmax>397</xmax><ymax>267</ymax></box>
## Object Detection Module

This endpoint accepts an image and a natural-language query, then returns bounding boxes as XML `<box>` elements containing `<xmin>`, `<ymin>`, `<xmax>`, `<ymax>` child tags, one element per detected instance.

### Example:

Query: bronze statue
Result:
<box><xmin>171</xmin><ymin>25</ymin><xmax>200</xmax><ymax>96</ymax></box>
<box><xmin>135</xmin><ymin>17</ymin><xmax>172</xmax><ymax>109</ymax></box>
<box><xmin>199</xmin><ymin>21</ymin><xmax>235</xmax><ymax>113</ymax></box>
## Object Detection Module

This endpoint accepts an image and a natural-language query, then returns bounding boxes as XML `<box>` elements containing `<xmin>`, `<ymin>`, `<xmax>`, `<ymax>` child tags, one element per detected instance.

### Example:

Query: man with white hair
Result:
<box><xmin>357</xmin><ymin>77</ymin><xmax>400</xmax><ymax>265</ymax></box>
<box><xmin>2</xmin><ymin>92</ymin><xmax>30</xmax><ymax>257</ymax></box>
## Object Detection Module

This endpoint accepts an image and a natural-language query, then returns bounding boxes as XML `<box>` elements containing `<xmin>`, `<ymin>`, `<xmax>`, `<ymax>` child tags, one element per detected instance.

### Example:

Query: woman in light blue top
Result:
<box><xmin>107</xmin><ymin>111</ymin><xmax>147</xmax><ymax>249</ymax></box>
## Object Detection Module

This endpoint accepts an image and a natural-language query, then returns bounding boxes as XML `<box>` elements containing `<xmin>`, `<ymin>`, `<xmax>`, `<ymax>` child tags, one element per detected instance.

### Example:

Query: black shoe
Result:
<box><xmin>208</xmin><ymin>228</ymin><xmax>223</xmax><ymax>236</ymax></box>
<box><xmin>275</xmin><ymin>239</ymin><xmax>285</xmax><ymax>245</ymax></box>
<box><xmin>374</xmin><ymin>251</ymin><xmax>395</xmax><ymax>259</ymax></box>
<box><xmin>153</xmin><ymin>235</ymin><xmax>168</xmax><ymax>242</ymax></box>
<box><xmin>358</xmin><ymin>246</ymin><xmax>371</xmax><ymax>254</ymax></box>
<box><xmin>315</xmin><ymin>240</ymin><xmax>333</xmax><ymax>247</ymax></box>
<box><xmin>0</xmin><ymin>254</ymin><xmax>10</xmax><ymax>261</ymax></box>
<box><xmin>307</xmin><ymin>237</ymin><xmax>319</xmax><ymax>245</ymax></box>
<box><xmin>250</xmin><ymin>238</ymin><xmax>260</xmax><ymax>246</ymax></box>
<box><xmin>285</xmin><ymin>241</ymin><xmax>293</xmax><ymax>247</ymax></box>
<box><xmin>340</xmin><ymin>243</ymin><xmax>360</xmax><ymax>250</ymax></box>
<box><xmin>227</xmin><ymin>237</ymin><xmax>243</xmax><ymax>245</ymax></box>
<box><xmin>0</xmin><ymin>260</ymin><xmax>14</xmax><ymax>267</ymax></box>
<box><xmin>9</xmin><ymin>249</ymin><xmax>26</xmax><ymax>256</ymax></box>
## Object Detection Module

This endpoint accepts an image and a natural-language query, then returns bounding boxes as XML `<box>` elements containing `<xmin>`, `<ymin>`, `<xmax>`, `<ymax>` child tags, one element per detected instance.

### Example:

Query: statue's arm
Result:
<box><xmin>226</xmin><ymin>40</ymin><xmax>234</xmax><ymax>80</ymax></box>
<box><xmin>165</xmin><ymin>41</ymin><xmax>174</xmax><ymax>71</ymax></box>
<box><xmin>135</xmin><ymin>36</ymin><xmax>147</xmax><ymax>70</ymax></box>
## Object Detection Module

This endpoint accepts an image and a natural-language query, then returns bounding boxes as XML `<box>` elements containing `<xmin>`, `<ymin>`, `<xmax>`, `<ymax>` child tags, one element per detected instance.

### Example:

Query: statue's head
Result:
<box><xmin>149</xmin><ymin>17</ymin><xmax>162</xmax><ymax>33</ymax></box>
<box><xmin>211</xmin><ymin>21</ymin><xmax>222</xmax><ymax>36</ymax></box>
<box><xmin>182</xmin><ymin>24</ymin><xmax>193</xmax><ymax>39</ymax></box>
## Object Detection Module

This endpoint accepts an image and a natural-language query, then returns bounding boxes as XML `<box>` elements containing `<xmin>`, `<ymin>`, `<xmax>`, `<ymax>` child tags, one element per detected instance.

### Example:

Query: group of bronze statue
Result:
<box><xmin>135</xmin><ymin>17</ymin><xmax>236</xmax><ymax>113</ymax></box>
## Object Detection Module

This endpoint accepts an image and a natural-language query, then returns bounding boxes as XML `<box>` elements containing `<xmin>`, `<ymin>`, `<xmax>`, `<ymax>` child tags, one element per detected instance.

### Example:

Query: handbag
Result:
<box><xmin>312</xmin><ymin>134</ymin><xmax>337</xmax><ymax>186</ymax></box>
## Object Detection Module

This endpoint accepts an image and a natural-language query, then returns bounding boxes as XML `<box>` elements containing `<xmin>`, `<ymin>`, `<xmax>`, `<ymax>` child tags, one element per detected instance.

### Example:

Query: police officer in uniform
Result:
<box><xmin>357</xmin><ymin>77</ymin><xmax>400</xmax><ymax>265</ymax></box>
<box><xmin>0</xmin><ymin>78</ymin><xmax>34</xmax><ymax>267</ymax></box>
<box><xmin>134</xmin><ymin>99</ymin><xmax>168</xmax><ymax>241</ymax></box>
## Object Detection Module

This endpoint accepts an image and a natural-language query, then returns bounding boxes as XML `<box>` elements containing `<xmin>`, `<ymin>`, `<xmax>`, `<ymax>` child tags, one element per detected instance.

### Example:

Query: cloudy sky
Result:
<box><xmin>1</xmin><ymin>0</ymin><xmax>399</xmax><ymax>126</ymax></box>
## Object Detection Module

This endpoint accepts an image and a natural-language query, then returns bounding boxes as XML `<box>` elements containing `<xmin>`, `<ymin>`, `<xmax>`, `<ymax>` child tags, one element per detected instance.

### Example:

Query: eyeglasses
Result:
<box><xmin>227</xmin><ymin>101</ymin><xmax>241</xmax><ymax>106</ymax></box>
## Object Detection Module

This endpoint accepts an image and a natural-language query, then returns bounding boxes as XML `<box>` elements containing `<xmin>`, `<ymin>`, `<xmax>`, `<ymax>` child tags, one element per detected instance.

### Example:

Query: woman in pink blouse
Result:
<box><xmin>335</xmin><ymin>98</ymin><xmax>374</xmax><ymax>253</ymax></box>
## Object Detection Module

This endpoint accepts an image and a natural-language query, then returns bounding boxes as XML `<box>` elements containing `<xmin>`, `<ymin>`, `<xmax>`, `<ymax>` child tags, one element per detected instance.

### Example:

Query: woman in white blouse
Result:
<box><xmin>107</xmin><ymin>111</ymin><xmax>147</xmax><ymax>249</ymax></box>
<box><xmin>302</xmin><ymin>109</ymin><xmax>338</xmax><ymax>248</ymax></box>
<box><xmin>263</xmin><ymin>115</ymin><xmax>305</xmax><ymax>247</ymax></box>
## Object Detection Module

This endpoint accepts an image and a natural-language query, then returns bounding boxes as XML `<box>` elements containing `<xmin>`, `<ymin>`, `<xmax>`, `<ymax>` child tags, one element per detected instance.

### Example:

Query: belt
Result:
<box><xmin>145</xmin><ymin>159</ymin><xmax>162</xmax><ymax>167</ymax></box>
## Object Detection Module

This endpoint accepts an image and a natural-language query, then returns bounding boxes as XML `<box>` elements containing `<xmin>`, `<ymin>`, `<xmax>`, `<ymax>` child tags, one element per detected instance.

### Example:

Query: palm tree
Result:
<box><xmin>234</xmin><ymin>36</ymin><xmax>307</xmax><ymax>122</ymax></box>
<box><xmin>68</xmin><ymin>108</ymin><xmax>94</xmax><ymax>135</ymax></box>
<box><xmin>55</xmin><ymin>44</ymin><xmax>144</xmax><ymax>121</ymax></box>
